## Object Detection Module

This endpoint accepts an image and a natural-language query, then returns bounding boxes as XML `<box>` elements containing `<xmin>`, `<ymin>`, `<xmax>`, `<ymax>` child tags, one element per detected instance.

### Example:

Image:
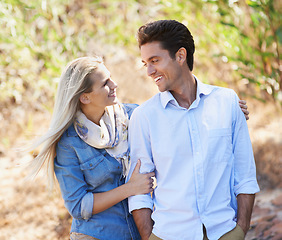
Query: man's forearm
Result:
<box><xmin>237</xmin><ymin>193</ymin><xmax>255</xmax><ymax>235</ymax></box>
<box><xmin>132</xmin><ymin>208</ymin><xmax>153</xmax><ymax>240</ymax></box>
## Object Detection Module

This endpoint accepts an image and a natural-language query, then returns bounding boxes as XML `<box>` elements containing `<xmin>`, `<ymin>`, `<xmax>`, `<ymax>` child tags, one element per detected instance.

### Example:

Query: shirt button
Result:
<box><xmin>89</xmin><ymin>163</ymin><xmax>93</xmax><ymax>167</ymax></box>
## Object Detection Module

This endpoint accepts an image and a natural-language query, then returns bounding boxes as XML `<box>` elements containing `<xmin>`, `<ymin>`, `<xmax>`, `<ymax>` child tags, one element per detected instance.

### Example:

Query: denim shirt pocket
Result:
<box><xmin>79</xmin><ymin>154</ymin><xmax>111</xmax><ymax>188</ymax></box>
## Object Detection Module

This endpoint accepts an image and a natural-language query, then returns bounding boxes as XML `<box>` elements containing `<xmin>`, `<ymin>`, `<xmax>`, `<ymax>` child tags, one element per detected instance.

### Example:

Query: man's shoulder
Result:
<box><xmin>136</xmin><ymin>93</ymin><xmax>161</xmax><ymax>111</ymax></box>
<box><xmin>129</xmin><ymin>93</ymin><xmax>161</xmax><ymax>121</ymax></box>
<box><xmin>206</xmin><ymin>84</ymin><xmax>237</xmax><ymax>99</ymax></box>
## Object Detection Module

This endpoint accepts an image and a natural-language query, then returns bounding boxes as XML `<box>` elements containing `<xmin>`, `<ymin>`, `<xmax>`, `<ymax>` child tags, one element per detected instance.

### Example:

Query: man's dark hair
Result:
<box><xmin>137</xmin><ymin>20</ymin><xmax>195</xmax><ymax>71</ymax></box>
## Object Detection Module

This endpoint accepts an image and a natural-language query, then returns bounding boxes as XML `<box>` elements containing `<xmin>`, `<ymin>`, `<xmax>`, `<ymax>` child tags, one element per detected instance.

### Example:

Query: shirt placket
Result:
<box><xmin>188</xmin><ymin>111</ymin><xmax>205</xmax><ymax>215</ymax></box>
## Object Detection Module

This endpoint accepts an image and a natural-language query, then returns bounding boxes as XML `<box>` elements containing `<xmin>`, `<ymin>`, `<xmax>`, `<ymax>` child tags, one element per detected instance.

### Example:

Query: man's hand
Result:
<box><xmin>237</xmin><ymin>194</ymin><xmax>255</xmax><ymax>235</ymax></box>
<box><xmin>239</xmin><ymin>100</ymin><xmax>249</xmax><ymax>120</ymax></box>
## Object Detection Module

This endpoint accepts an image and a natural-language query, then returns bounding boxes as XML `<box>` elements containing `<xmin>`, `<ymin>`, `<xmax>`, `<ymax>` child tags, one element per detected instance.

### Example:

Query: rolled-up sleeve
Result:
<box><xmin>81</xmin><ymin>192</ymin><xmax>94</xmax><ymax>220</ymax></box>
<box><xmin>55</xmin><ymin>141</ymin><xmax>93</xmax><ymax>220</ymax></box>
<box><xmin>231</xmin><ymin>91</ymin><xmax>260</xmax><ymax>196</ymax></box>
<box><xmin>126</xmin><ymin>107</ymin><xmax>155</xmax><ymax>213</ymax></box>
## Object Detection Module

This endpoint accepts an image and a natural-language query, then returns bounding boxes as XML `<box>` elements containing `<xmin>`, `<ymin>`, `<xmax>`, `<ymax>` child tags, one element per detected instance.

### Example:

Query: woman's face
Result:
<box><xmin>85</xmin><ymin>64</ymin><xmax>118</xmax><ymax>110</ymax></box>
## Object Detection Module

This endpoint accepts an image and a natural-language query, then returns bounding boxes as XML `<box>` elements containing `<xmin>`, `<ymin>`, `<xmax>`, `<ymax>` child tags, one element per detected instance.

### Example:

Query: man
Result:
<box><xmin>126</xmin><ymin>20</ymin><xmax>259</xmax><ymax>240</ymax></box>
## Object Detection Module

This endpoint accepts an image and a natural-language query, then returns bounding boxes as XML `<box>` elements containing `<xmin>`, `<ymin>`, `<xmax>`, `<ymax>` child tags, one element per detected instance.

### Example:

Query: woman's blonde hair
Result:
<box><xmin>29</xmin><ymin>56</ymin><xmax>103</xmax><ymax>189</ymax></box>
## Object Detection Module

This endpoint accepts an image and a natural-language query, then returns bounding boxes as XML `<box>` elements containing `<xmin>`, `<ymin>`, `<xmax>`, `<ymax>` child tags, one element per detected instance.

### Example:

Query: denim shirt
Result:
<box><xmin>54</xmin><ymin>104</ymin><xmax>140</xmax><ymax>240</ymax></box>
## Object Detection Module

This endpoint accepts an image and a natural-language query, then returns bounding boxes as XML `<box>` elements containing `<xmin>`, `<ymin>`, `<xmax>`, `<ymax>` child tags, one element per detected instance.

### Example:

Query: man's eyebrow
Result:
<box><xmin>142</xmin><ymin>56</ymin><xmax>158</xmax><ymax>63</ymax></box>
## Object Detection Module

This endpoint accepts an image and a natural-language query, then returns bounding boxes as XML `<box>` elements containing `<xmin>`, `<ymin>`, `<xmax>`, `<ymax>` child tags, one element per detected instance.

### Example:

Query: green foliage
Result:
<box><xmin>0</xmin><ymin>0</ymin><xmax>151</xmax><ymax>110</ymax></box>
<box><xmin>206</xmin><ymin>0</ymin><xmax>281</xmax><ymax>102</ymax></box>
<box><xmin>0</xmin><ymin>0</ymin><xmax>281</xmax><ymax>113</ymax></box>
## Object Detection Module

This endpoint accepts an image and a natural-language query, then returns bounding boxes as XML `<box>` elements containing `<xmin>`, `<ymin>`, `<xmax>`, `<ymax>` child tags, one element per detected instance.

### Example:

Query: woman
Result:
<box><xmin>29</xmin><ymin>56</ymin><xmax>154</xmax><ymax>240</ymax></box>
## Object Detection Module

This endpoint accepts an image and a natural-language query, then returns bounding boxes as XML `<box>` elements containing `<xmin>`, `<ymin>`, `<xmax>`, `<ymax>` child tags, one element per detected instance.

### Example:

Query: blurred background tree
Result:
<box><xmin>0</xmin><ymin>0</ymin><xmax>281</xmax><ymax>145</ymax></box>
<box><xmin>209</xmin><ymin>0</ymin><xmax>282</xmax><ymax>102</ymax></box>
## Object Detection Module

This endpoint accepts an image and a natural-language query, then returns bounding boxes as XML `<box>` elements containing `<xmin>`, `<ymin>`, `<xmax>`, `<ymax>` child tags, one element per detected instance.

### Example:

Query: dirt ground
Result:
<box><xmin>0</xmin><ymin>57</ymin><xmax>281</xmax><ymax>239</ymax></box>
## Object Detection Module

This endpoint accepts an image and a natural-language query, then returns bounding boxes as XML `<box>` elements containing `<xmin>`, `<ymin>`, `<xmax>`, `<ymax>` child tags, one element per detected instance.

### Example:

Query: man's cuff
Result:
<box><xmin>234</xmin><ymin>179</ymin><xmax>260</xmax><ymax>196</ymax></box>
<box><xmin>128</xmin><ymin>194</ymin><xmax>153</xmax><ymax>213</ymax></box>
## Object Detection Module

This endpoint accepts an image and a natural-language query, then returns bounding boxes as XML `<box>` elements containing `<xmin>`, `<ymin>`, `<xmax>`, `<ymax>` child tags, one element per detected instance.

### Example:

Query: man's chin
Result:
<box><xmin>157</xmin><ymin>86</ymin><xmax>166</xmax><ymax>92</ymax></box>
<box><xmin>157</xmin><ymin>85</ymin><xmax>166</xmax><ymax>92</ymax></box>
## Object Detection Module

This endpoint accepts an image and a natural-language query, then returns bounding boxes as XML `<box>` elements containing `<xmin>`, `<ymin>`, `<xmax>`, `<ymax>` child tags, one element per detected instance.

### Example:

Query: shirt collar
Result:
<box><xmin>194</xmin><ymin>75</ymin><xmax>213</xmax><ymax>98</ymax></box>
<box><xmin>160</xmin><ymin>75</ymin><xmax>213</xmax><ymax>109</ymax></box>
<box><xmin>67</xmin><ymin>124</ymin><xmax>78</xmax><ymax>137</ymax></box>
<box><xmin>160</xmin><ymin>91</ymin><xmax>176</xmax><ymax>108</ymax></box>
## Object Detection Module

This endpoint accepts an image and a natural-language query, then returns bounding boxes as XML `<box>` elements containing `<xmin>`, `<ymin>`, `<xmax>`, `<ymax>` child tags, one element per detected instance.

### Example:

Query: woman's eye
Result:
<box><xmin>103</xmin><ymin>80</ymin><xmax>108</xmax><ymax>86</ymax></box>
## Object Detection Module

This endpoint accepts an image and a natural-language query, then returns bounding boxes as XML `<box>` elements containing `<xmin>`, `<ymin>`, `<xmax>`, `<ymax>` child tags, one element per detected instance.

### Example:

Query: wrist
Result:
<box><xmin>237</xmin><ymin>221</ymin><xmax>249</xmax><ymax>235</ymax></box>
<box><xmin>124</xmin><ymin>181</ymin><xmax>134</xmax><ymax>197</ymax></box>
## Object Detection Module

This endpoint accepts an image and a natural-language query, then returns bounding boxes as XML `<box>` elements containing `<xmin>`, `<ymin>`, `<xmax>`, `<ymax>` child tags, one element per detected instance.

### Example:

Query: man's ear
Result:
<box><xmin>79</xmin><ymin>93</ymin><xmax>90</xmax><ymax>104</ymax></box>
<box><xmin>176</xmin><ymin>47</ymin><xmax>187</xmax><ymax>65</ymax></box>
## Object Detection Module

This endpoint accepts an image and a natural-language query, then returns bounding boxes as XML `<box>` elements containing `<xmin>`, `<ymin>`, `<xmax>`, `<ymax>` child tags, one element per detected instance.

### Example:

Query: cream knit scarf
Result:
<box><xmin>74</xmin><ymin>103</ymin><xmax>129</xmax><ymax>177</ymax></box>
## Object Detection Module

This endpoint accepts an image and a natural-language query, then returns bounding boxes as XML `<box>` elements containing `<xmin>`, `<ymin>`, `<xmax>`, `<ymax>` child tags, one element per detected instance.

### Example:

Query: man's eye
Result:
<box><xmin>143</xmin><ymin>63</ymin><xmax>147</xmax><ymax>67</ymax></box>
<box><xmin>103</xmin><ymin>80</ymin><xmax>108</xmax><ymax>86</ymax></box>
<box><xmin>152</xmin><ymin>59</ymin><xmax>158</xmax><ymax>63</ymax></box>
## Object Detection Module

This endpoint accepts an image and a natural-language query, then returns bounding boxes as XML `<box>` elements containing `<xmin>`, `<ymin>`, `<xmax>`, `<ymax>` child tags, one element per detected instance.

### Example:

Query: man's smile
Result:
<box><xmin>154</xmin><ymin>76</ymin><xmax>163</xmax><ymax>84</ymax></box>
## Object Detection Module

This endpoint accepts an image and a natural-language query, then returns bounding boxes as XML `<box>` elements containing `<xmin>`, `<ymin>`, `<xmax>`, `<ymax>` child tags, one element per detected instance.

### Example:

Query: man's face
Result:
<box><xmin>141</xmin><ymin>41</ymin><xmax>182</xmax><ymax>92</ymax></box>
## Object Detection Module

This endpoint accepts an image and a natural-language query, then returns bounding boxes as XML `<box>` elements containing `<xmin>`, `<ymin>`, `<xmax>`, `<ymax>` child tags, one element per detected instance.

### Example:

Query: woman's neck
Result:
<box><xmin>80</xmin><ymin>105</ymin><xmax>105</xmax><ymax>126</ymax></box>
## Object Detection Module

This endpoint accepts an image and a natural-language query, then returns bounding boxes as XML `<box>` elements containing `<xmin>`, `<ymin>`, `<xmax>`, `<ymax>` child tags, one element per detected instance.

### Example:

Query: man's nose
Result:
<box><xmin>147</xmin><ymin>64</ymin><xmax>156</xmax><ymax>77</ymax></box>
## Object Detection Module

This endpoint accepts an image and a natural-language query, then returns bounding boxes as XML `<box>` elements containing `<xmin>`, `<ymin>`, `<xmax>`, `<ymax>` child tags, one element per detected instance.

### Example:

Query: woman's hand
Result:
<box><xmin>127</xmin><ymin>160</ymin><xmax>155</xmax><ymax>196</ymax></box>
<box><xmin>91</xmin><ymin>160</ymin><xmax>155</xmax><ymax>215</ymax></box>
<box><xmin>239</xmin><ymin>100</ymin><xmax>249</xmax><ymax>120</ymax></box>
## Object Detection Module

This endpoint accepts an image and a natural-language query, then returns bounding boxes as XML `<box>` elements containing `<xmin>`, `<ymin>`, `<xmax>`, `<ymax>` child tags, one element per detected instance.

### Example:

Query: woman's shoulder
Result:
<box><xmin>122</xmin><ymin>103</ymin><xmax>139</xmax><ymax>119</ymax></box>
<box><xmin>58</xmin><ymin>124</ymin><xmax>83</xmax><ymax>148</ymax></box>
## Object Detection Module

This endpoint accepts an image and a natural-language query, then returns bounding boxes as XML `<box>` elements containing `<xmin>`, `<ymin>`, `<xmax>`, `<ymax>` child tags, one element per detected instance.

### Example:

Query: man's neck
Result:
<box><xmin>170</xmin><ymin>71</ymin><xmax>197</xmax><ymax>109</ymax></box>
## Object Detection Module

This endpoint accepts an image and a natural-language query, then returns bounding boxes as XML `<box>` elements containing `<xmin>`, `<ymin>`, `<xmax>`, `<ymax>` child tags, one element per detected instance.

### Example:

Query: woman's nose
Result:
<box><xmin>109</xmin><ymin>78</ymin><xmax>118</xmax><ymax>89</ymax></box>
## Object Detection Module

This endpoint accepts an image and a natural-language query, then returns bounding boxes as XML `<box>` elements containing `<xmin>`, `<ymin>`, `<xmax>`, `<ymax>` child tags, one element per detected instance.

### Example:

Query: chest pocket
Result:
<box><xmin>79</xmin><ymin>153</ymin><xmax>121</xmax><ymax>189</ymax></box>
<box><xmin>207</xmin><ymin>128</ymin><xmax>232</xmax><ymax>162</ymax></box>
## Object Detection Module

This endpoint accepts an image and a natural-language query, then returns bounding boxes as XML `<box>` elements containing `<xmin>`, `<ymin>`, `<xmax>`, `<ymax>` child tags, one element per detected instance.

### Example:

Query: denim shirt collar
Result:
<box><xmin>67</xmin><ymin>124</ymin><xmax>78</xmax><ymax>137</ymax></box>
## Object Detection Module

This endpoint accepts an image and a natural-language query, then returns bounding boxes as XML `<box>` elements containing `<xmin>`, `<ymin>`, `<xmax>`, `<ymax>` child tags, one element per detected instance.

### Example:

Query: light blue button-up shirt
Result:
<box><xmin>127</xmin><ymin>77</ymin><xmax>259</xmax><ymax>240</ymax></box>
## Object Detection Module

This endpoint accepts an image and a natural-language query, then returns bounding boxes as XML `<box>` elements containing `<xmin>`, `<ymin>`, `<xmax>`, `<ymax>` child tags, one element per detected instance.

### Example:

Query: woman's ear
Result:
<box><xmin>79</xmin><ymin>93</ymin><xmax>90</xmax><ymax>104</ymax></box>
<box><xmin>176</xmin><ymin>47</ymin><xmax>187</xmax><ymax>65</ymax></box>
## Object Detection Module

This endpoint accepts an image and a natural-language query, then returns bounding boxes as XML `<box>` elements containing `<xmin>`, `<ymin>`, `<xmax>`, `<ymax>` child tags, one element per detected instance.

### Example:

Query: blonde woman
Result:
<box><xmin>29</xmin><ymin>56</ymin><xmax>155</xmax><ymax>240</ymax></box>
